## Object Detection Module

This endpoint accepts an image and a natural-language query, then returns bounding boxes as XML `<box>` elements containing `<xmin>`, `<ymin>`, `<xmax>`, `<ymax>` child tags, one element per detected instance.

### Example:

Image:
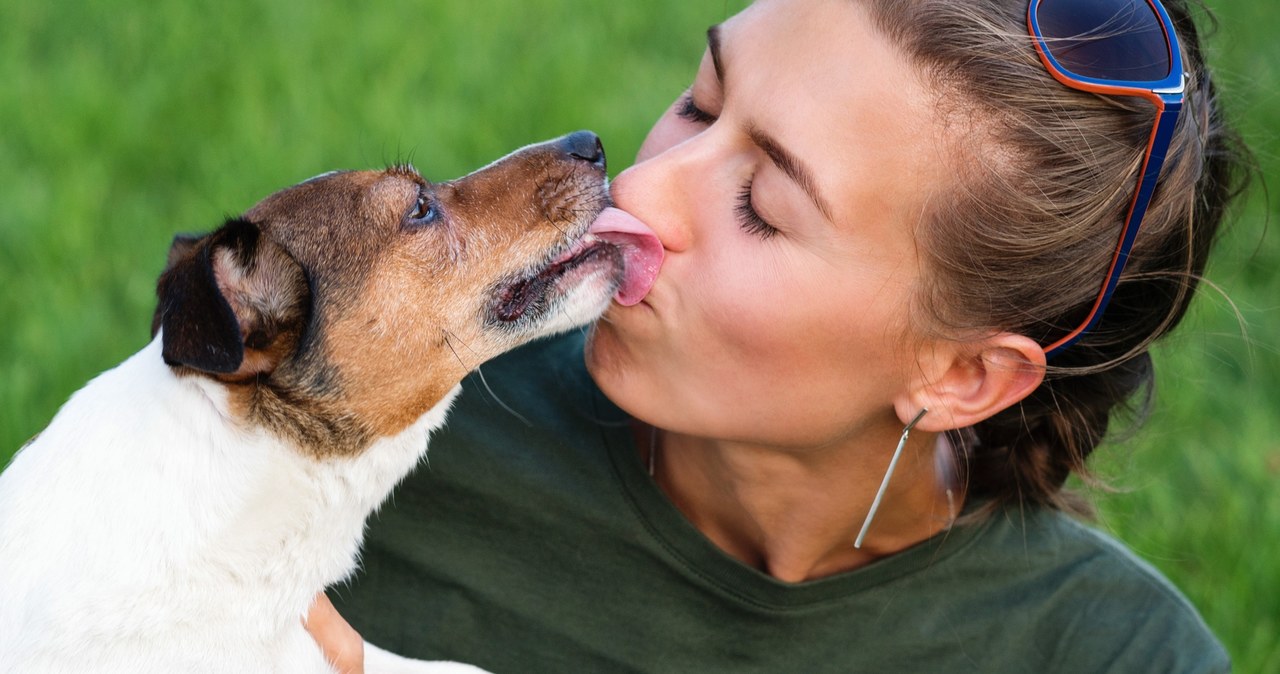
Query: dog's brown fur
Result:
<box><xmin>153</xmin><ymin>136</ymin><xmax>614</xmax><ymax>457</ymax></box>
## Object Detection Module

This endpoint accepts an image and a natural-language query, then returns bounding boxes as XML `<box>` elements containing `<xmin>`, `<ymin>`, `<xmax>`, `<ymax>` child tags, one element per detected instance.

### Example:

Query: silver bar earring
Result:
<box><xmin>854</xmin><ymin>408</ymin><xmax>928</xmax><ymax>549</ymax></box>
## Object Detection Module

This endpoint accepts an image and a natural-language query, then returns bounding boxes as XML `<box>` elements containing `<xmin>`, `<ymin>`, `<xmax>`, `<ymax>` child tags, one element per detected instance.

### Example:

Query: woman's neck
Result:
<box><xmin>645</xmin><ymin>424</ymin><xmax>961</xmax><ymax>583</ymax></box>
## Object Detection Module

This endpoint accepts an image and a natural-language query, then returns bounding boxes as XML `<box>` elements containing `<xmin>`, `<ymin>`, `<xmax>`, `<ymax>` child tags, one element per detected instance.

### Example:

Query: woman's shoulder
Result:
<box><xmin>979</xmin><ymin>505</ymin><xmax>1203</xmax><ymax>609</ymax></box>
<box><xmin>947</xmin><ymin>504</ymin><xmax>1230</xmax><ymax>672</ymax></box>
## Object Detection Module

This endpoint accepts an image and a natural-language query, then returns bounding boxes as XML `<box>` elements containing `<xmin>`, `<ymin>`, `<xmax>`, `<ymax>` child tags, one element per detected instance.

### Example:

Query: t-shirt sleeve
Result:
<box><xmin>1050</xmin><ymin>524</ymin><xmax>1231</xmax><ymax>673</ymax></box>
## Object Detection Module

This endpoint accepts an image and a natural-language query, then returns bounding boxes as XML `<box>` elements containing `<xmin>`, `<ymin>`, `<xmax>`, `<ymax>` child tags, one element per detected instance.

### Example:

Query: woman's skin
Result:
<box><xmin>307</xmin><ymin>594</ymin><xmax>363</xmax><ymax>674</ymax></box>
<box><xmin>589</xmin><ymin>0</ymin><xmax>1044</xmax><ymax>582</ymax></box>
<box><xmin>307</xmin><ymin>0</ymin><xmax>1048</xmax><ymax>665</ymax></box>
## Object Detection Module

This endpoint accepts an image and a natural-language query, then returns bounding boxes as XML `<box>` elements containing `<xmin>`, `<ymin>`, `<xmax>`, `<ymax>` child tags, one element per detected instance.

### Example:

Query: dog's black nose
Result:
<box><xmin>558</xmin><ymin>130</ymin><xmax>606</xmax><ymax>169</ymax></box>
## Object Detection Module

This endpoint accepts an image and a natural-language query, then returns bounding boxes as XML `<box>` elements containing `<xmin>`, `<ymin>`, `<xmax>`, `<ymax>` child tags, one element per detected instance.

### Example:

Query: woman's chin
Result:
<box><xmin>584</xmin><ymin>320</ymin><xmax>647</xmax><ymax>405</ymax></box>
<box><xmin>583</xmin><ymin>320</ymin><xmax>624</xmax><ymax>382</ymax></box>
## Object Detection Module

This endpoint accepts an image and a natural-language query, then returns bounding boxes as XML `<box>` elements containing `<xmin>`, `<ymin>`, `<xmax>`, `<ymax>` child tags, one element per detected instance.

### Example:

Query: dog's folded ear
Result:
<box><xmin>153</xmin><ymin>219</ymin><xmax>310</xmax><ymax>379</ymax></box>
<box><xmin>162</xmin><ymin>233</ymin><xmax>203</xmax><ymax>273</ymax></box>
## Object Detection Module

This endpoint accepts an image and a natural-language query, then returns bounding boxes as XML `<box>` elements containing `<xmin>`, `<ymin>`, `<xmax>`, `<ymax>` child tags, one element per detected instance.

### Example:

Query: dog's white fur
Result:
<box><xmin>0</xmin><ymin>337</ymin><xmax>482</xmax><ymax>673</ymax></box>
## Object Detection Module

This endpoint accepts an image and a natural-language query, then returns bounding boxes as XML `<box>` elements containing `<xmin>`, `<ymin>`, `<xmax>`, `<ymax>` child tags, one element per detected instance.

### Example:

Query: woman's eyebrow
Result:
<box><xmin>749</xmin><ymin>126</ymin><xmax>836</xmax><ymax>223</ymax></box>
<box><xmin>709</xmin><ymin>23</ymin><xmax>833</xmax><ymax>223</ymax></box>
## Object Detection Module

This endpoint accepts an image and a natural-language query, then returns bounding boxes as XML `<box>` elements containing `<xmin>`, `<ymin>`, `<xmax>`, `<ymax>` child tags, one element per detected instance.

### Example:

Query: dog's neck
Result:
<box><xmin>9</xmin><ymin>336</ymin><xmax>456</xmax><ymax>638</ymax></box>
<box><xmin>176</xmin><ymin>341</ymin><xmax>460</xmax><ymax>615</ymax></box>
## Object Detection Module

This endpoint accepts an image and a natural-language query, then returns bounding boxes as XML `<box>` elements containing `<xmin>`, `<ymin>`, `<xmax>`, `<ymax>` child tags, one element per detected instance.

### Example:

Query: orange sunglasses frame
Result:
<box><xmin>1027</xmin><ymin>0</ymin><xmax>1185</xmax><ymax>358</ymax></box>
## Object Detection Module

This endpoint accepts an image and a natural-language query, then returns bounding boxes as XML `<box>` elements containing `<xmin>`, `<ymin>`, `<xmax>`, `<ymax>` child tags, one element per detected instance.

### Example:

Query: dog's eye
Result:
<box><xmin>407</xmin><ymin>192</ymin><xmax>441</xmax><ymax>225</ymax></box>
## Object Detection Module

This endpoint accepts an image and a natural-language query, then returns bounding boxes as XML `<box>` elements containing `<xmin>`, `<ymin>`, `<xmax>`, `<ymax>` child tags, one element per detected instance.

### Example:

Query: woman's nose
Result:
<box><xmin>611</xmin><ymin>135</ymin><xmax>717</xmax><ymax>254</ymax></box>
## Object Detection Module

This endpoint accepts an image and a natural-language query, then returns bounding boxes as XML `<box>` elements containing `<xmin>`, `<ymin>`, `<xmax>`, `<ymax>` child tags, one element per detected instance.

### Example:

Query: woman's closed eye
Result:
<box><xmin>676</xmin><ymin>93</ymin><xmax>717</xmax><ymax>126</ymax></box>
<box><xmin>736</xmin><ymin>178</ymin><xmax>780</xmax><ymax>240</ymax></box>
<box><xmin>673</xmin><ymin>91</ymin><xmax>778</xmax><ymax>239</ymax></box>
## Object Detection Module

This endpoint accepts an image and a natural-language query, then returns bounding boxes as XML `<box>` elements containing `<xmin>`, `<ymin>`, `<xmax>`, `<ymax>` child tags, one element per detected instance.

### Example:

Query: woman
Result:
<box><xmin>310</xmin><ymin>0</ymin><xmax>1246</xmax><ymax>670</ymax></box>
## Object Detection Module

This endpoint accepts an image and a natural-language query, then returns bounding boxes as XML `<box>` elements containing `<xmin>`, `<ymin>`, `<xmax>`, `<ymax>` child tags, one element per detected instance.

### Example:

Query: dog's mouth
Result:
<box><xmin>488</xmin><ymin>231</ymin><xmax>623</xmax><ymax>325</ymax></box>
<box><xmin>487</xmin><ymin>202</ymin><xmax>667</xmax><ymax>326</ymax></box>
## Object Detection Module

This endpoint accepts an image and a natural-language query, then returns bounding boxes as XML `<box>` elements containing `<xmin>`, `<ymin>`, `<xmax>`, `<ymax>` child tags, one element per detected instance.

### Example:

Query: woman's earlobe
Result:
<box><xmin>900</xmin><ymin>334</ymin><xmax>1046</xmax><ymax>433</ymax></box>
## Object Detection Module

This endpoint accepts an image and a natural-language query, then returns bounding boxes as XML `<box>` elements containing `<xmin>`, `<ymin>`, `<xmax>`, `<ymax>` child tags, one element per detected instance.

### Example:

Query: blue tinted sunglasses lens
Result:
<box><xmin>1036</xmin><ymin>0</ymin><xmax>1172</xmax><ymax>81</ymax></box>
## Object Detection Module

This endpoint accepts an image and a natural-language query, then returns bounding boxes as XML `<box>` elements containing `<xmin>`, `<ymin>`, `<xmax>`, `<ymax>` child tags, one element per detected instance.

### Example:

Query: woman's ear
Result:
<box><xmin>895</xmin><ymin>334</ymin><xmax>1046</xmax><ymax>432</ymax></box>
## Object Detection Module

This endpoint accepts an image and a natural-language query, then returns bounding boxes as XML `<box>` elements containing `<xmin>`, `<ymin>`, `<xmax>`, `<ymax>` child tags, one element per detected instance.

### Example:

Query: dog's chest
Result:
<box><xmin>0</xmin><ymin>340</ymin><xmax>458</xmax><ymax>671</ymax></box>
<box><xmin>196</xmin><ymin>390</ymin><xmax>459</xmax><ymax>617</ymax></box>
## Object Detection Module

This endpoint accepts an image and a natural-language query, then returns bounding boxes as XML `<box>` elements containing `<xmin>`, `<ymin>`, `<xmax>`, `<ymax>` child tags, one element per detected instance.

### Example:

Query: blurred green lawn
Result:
<box><xmin>2</xmin><ymin>0</ymin><xmax>1276</xmax><ymax>670</ymax></box>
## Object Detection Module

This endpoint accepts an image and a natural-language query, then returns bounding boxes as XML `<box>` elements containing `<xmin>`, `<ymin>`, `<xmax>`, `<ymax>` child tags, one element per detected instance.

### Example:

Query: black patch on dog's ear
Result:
<box><xmin>153</xmin><ymin>222</ymin><xmax>259</xmax><ymax>373</ymax></box>
<box><xmin>153</xmin><ymin>218</ymin><xmax>309</xmax><ymax>378</ymax></box>
<box><xmin>163</xmin><ymin>233</ymin><xmax>203</xmax><ymax>272</ymax></box>
<box><xmin>151</xmin><ymin>232</ymin><xmax>213</xmax><ymax>338</ymax></box>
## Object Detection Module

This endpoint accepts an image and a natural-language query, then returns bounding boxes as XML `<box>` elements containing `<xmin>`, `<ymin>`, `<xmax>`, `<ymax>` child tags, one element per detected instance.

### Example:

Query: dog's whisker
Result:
<box><xmin>441</xmin><ymin>330</ymin><xmax>475</xmax><ymax>372</ymax></box>
<box><xmin>472</xmin><ymin>366</ymin><xmax>532</xmax><ymax>427</ymax></box>
<box><xmin>444</xmin><ymin>329</ymin><xmax>485</xmax><ymax>360</ymax></box>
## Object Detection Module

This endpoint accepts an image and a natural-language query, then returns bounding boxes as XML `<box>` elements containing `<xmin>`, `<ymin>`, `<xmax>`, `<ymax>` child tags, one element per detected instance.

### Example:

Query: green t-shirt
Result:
<box><xmin>335</xmin><ymin>333</ymin><xmax>1229</xmax><ymax>673</ymax></box>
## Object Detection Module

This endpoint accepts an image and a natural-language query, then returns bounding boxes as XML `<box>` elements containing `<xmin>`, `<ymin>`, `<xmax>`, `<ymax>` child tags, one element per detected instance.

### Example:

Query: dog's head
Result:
<box><xmin>153</xmin><ymin>132</ymin><xmax>620</xmax><ymax>454</ymax></box>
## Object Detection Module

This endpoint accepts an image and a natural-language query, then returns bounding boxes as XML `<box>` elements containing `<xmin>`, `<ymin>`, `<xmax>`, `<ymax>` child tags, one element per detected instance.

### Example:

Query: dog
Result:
<box><xmin>0</xmin><ymin>131</ymin><xmax>659</xmax><ymax>673</ymax></box>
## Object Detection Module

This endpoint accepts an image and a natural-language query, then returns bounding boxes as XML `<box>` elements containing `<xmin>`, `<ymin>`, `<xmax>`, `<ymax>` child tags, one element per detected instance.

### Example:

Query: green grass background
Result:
<box><xmin>1</xmin><ymin>0</ymin><xmax>1276</xmax><ymax>670</ymax></box>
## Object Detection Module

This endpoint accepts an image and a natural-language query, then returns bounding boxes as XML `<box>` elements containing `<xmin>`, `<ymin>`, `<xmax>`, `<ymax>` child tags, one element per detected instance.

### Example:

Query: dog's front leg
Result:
<box><xmin>363</xmin><ymin>642</ymin><xmax>490</xmax><ymax>674</ymax></box>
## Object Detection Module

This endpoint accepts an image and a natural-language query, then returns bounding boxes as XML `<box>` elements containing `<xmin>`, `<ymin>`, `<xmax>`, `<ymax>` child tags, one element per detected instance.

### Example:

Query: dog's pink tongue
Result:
<box><xmin>589</xmin><ymin>207</ymin><xmax>664</xmax><ymax>306</ymax></box>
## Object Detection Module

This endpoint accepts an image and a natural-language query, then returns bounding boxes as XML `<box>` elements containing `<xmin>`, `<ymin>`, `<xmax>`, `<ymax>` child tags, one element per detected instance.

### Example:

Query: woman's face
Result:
<box><xmin>586</xmin><ymin>0</ymin><xmax>949</xmax><ymax>448</ymax></box>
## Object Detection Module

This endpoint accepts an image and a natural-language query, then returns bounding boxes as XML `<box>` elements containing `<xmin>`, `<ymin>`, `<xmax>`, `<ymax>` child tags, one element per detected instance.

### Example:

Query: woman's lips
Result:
<box><xmin>587</xmin><ymin>207</ymin><xmax>664</xmax><ymax>306</ymax></box>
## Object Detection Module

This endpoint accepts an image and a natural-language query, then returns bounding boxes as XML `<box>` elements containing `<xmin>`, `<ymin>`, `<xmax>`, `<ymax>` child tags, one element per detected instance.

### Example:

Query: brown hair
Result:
<box><xmin>865</xmin><ymin>0</ymin><xmax>1252</xmax><ymax>515</ymax></box>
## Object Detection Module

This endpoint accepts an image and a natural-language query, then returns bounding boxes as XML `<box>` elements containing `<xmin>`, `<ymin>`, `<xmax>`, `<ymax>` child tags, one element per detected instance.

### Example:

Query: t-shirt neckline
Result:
<box><xmin>578</xmin><ymin>370</ymin><xmax>992</xmax><ymax>611</ymax></box>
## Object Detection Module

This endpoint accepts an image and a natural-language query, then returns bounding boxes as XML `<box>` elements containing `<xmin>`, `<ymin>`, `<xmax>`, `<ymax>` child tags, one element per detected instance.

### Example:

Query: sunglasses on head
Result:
<box><xmin>1027</xmin><ymin>0</ymin><xmax>1185</xmax><ymax>358</ymax></box>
